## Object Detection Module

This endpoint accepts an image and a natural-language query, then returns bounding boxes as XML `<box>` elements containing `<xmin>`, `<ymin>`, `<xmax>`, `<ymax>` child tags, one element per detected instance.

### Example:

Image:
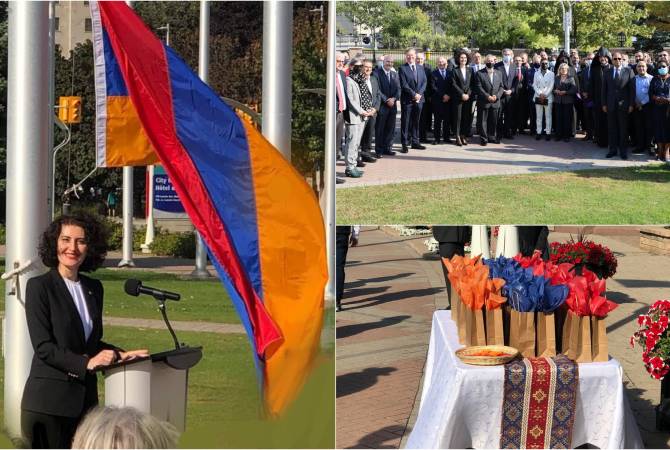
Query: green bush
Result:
<box><xmin>150</xmin><ymin>231</ymin><xmax>196</xmax><ymax>258</ymax></box>
<box><xmin>0</xmin><ymin>224</ymin><xmax>5</xmax><ymax>245</ymax></box>
<box><xmin>102</xmin><ymin>218</ymin><xmax>123</xmax><ymax>251</ymax></box>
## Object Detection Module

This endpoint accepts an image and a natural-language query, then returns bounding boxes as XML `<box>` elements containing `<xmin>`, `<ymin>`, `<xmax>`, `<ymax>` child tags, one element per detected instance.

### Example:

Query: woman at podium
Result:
<box><xmin>20</xmin><ymin>213</ymin><xmax>148</xmax><ymax>448</ymax></box>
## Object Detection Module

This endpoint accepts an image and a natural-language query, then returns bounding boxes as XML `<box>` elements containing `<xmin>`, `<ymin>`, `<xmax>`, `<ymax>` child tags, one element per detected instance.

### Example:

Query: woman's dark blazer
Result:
<box><xmin>450</xmin><ymin>66</ymin><xmax>473</xmax><ymax>99</ymax></box>
<box><xmin>21</xmin><ymin>269</ymin><xmax>117</xmax><ymax>418</ymax></box>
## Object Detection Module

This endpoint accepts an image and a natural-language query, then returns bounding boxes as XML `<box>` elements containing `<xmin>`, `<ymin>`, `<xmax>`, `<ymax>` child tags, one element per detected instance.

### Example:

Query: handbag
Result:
<box><xmin>534</xmin><ymin>97</ymin><xmax>548</xmax><ymax>106</ymax></box>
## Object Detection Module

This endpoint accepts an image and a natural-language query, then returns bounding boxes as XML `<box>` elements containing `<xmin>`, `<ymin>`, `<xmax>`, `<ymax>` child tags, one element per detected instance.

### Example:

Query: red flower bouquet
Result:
<box><xmin>631</xmin><ymin>301</ymin><xmax>670</xmax><ymax>380</ymax></box>
<box><xmin>549</xmin><ymin>238</ymin><xmax>618</xmax><ymax>279</ymax></box>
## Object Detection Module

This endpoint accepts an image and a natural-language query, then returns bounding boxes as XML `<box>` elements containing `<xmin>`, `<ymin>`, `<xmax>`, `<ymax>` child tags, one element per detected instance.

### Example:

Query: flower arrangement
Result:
<box><xmin>631</xmin><ymin>300</ymin><xmax>670</xmax><ymax>380</ymax></box>
<box><xmin>549</xmin><ymin>238</ymin><xmax>618</xmax><ymax>279</ymax></box>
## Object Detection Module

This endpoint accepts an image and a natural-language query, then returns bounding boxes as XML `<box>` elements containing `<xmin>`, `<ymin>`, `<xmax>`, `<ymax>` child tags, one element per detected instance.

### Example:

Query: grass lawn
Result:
<box><xmin>0</xmin><ymin>325</ymin><xmax>334</xmax><ymax>448</ymax></box>
<box><xmin>337</xmin><ymin>164</ymin><xmax>670</xmax><ymax>224</ymax></box>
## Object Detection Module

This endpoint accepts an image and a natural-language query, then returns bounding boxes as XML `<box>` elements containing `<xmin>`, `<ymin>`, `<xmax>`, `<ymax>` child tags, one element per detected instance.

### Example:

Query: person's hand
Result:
<box><xmin>349</xmin><ymin>235</ymin><xmax>358</xmax><ymax>247</ymax></box>
<box><xmin>120</xmin><ymin>349</ymin><xmax>150</xmax><ymax>361</ymax></box>
<box><xmin>386</xmin><ymin>98</ymin><xmax>395</xmax><ymax>107</ymax></box>
<box><xmin>442</xmin><ymin>95</ymin><xmax>450</xmax><ymax>103</ymax></box>
<box><xmin>628</xmin><ymin>106</ymin><xmax>634</xmax><ymax>113</ymax></box>
<box><xmin>582</xmin><ymin>92</ymin><xmax>589</xmax><ymax>99</ymax></box>
<box><xmin>87</xmin><ymin>350</ymin><xmax>116</xmax><ymax>370</ymax></box>
<box><xmin>414</xmin><ymin>93</ymin><xmax>422</xmax><ymax>102</ymax></box>
<box><xmin>505</xmin><ymin>89</ymin><xmax>512</xmax><ymax>96</ymax></box>
<box><xmin>462</xmin><ymin>93</ymin><xmax>469</xmax><ymax>101</ymax></box>
<box><xmin>491</xmin><ymin>95</ymin><xmax>497</xmax><ymax>102</ymax></box>
<box><xmin>602</xmin><ymin>105</ymin><xmax>607</xmax><ymax>113</ymax></box>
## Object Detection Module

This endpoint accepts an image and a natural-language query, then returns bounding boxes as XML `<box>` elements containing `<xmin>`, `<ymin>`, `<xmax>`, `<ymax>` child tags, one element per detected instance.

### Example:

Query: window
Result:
<box><xmin>55</xmin><ymin>17</ymin><xmax>59</xmax><ymax>31</ymax></box>
<box><xmin>84</xmin><ymin>18</ymin><xmax>92</xmax><ymax>32</ymax></box>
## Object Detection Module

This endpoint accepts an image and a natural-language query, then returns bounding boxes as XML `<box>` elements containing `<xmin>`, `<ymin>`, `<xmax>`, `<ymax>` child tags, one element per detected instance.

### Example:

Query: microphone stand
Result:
<box><xmin>153</xmin><ymin>292</ymin><xmax>181</xmax><ymax>350</ymax></box>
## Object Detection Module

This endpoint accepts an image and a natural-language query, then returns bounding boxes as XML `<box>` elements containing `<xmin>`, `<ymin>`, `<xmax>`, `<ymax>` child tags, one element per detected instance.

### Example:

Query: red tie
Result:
<box><xmin>336</xmin><ymin>73</ymin><xmax>345</xmax><ymax>112</ymax></box>
<box><xmin>517</xmin><ymin>67</ymin><xmax>522</xmax><ymax>82</ymax></box>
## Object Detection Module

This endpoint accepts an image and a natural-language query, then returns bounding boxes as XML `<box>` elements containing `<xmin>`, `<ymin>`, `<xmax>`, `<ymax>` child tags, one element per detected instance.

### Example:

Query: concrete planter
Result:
<box><xmin>640</xmin><ymin>227</ymin><xmax>670</xmax><ymax>256</ymax></box>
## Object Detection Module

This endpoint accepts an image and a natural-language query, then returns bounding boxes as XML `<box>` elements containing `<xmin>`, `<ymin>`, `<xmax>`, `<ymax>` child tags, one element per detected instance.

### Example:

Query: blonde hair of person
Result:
<box><xmin>558</xmin><ymin>63</ymin><xmax>569</xmax><ymax>76</ymax></box>
<box><xmin>72</xmin><ymin>406</ymin><xmax>180</xmax><ymax>449</ymax></box>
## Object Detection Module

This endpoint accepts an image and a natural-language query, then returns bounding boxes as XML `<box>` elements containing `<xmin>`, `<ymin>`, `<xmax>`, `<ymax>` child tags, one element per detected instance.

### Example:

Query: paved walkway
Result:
<box><xmin>336</xmin><ymin>226</ymin><xmax>670</xmax><ymax>448</ymax></box>
<box><xmin>336</xmin><ymin>111</ymin><xmax>659</xmax><ymax>188</ymax></box>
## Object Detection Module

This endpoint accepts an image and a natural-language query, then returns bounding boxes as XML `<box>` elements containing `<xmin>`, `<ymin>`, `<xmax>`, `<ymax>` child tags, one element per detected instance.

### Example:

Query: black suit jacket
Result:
<box><xmin>21</xmin><ymin>270</ymin><xmax>118</xmax><ymax>418</ymax></box>
<box><xmin>495</xmin><ymin>62</ymin><xmax>521</xmax><ymax>93</ymax></box>
<box><xmin>475</xmin><ymin>69</ymin><xmax>504</xmax><ymax>108</ymax></box>
<box><xmin>450</xmin><ymin>66</ymin><xmax>473</xmax><ymax>100</ymax></box>
<box><xmin>602</xmin><ymin>66</ymin><xmax>636</xmax><ymax>111</ymax></box>
<box><xmin>431</xmin><ymin>68</ymin><xmax>452</xmax><ymax>104</ymax></box>
<box><xmin>375</xmin><ymin>68</ymin><xmax>401</xmax><ymax>104</ymax></box>
<box><xmin>398</xmin><ymin>63</ymin><xmax>427</xmax><ymax>104</ymax></box>
<box><xmin>368</xmin><ymin>75</ymin><xmax>382</xmax><ymax>111</ymax></box>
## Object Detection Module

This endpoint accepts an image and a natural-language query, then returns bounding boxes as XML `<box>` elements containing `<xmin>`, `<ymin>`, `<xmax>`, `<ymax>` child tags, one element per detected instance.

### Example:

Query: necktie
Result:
<box><xmin>336</xmin><ymin>73</ymin><xmax>345</xmax><ymax>112</ymax></box>
<box><xmin>517</xmin><ymin>67</ymin><xmax>522</xmax><ymax>82</ymax></box>
<box><xmin>387</xmin><ymin>71</ymin><xmax>391</xmax><ymax>84</ymax></box>
<box><xmin>614</xmin><ymin>68</ymin><xmax>619</xmax><ymax>80</ymax></box>
<box><xmin>441</xmin><ymin>69</ymin><xmax>445</xmax><ymax>79</ymax></box>
<box><xmin>412</xmin><ymin>65</ymin><xmax>417</xmax><ymax>82</ymax></box>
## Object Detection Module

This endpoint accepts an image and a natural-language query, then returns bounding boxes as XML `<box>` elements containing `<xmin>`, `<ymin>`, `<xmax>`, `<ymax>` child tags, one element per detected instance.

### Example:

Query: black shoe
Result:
<box><xmin>383</xmin><ymin>150</ymin><xmax>397</xmax><ymax>156</ymax></box>
<box><xmin>411</xmin><ymin>144</ymin><xmax>427</xmax><ymax>150</ymax></box>
<box><xmin>493</xmin><ymin>139</ymin><xmax>500</xmax><ymax>144</ymax></box>
<box><xmin>621</xmin><ymin>153</ymin><xmax>628</xmax><ymax>160</ymax></box>
<box><xmin>455</xmin><ymin>136</ymin><xmax>463</xmax><ymax>146</ymax></box>
<box><xmin>536</xmin><ymin>134</ymin><xmax>542</xmax><ymax>141</ymax></box>
<box><xmin>356</xmin><ymin>161</ymin><xmax>366</xmax><ymax>168</ymax></box>
<box><xmin>375</xmin><ymin>152</ymin><xmax>384</xmax><ymax>159</ymax></box>
<box><xmin>360</xmin><ymin>152</ymin><xmax>377</xmax><ymax>163</ymax></box>
<box><xmin>433</xmin><ymin>140</ymin><xmax>440</xmax><ymax>145</ymax></box>
<box><xmin>400</xmin><ymin>145</ymin><xmax>409</xmax><ymax>153</ymax></box>
<box><xmin>336</xmin><ymin>177</ymin><xmax>345</xmax><ymax>184</ymax></box>
<box><xmin>554</xmin><ymin>136</ymin><xmax>561</xmax><ymax>141</ymax></box>
<box><xmin>336</xmin><ymin>305</ymin><xmax>342</xmax><ymax>312</ymax></box>
<box><xmin>545</xmin><ymin>134</ymin><xmax>550</xmax><ymax>141</ymax></box>
<box><xmin>606</xmin><ymin>151</ymin><xmax>617</xmax><ymax>158</ymax></box>
<box><xmin>563</xmin><ymin>138</ymin><xmax>570</xmax><ymax>143</ymax></box>
<box><xmin>480</xmin><ymin>139</ymin><xmax>488</xmax><ymax>146</ymax></box>
<box><xmin>461</xmin><ymin>136</ymin><xmax>469</xmax><ymax>145</ymax></box>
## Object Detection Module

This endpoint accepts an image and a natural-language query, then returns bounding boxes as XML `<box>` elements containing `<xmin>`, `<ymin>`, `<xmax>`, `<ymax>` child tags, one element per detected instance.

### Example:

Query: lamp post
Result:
<box><xmin>560</xmin><ymin>0</ymin><xmax>572</xmax><ymax>54</ymax></box>
<box><xmin>618</xmin><ymin>32</ymin><xmax>626</xmax><ymax>48</ymax></box>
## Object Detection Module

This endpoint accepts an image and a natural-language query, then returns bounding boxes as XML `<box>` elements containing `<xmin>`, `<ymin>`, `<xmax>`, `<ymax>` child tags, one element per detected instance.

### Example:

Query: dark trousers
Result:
<box><xmin>477</xmin><ymin>105</ymin><xmax>499</xmax><ymax>142</ymax></box>
<box><xmin>419</xmin><ymin>98</ymin><xmax>433</xmax><ymax>140</ymax></box>
<box><xmin>529</xmin><ymin>96</ymin><xmax>537</xmax><ymax>134</ymax></box>
<box><xmin>400</xmin><ymin>101</ymin><xmax>423</xmax><ymax>146</ymax></box>
<box><xmin>360</xmin><ymin>114</ymin><xmax>376</xmax><ymax>151</ymax></box>
<box><xmin>582</xmin><ymin>105</ymin><xmax>594</xmax><ymax>137</ymax></box>
<box><xmin>452</xmin><ymin>100</ymin><xmax>473</xmax><ymax>136</ymax></box>
<box><xmin>514</xmin><ymin>92</ymin><xmax>528</xmax><ymax>133</ymax></box>
<box><xmin>22</xmin><ymin>410</ymin><xmax>81</xmax><ymax>449</ymax></box>
<box><xmin>375</xmin><ymin>104</ymin><xmax>397</xmax><ymax>154</ymax></box>
<box><xmin>594</xmin><ymin>106</ymin><xmax>608</xmax><ymax>147</ymax></box>
<box><xmin>438</xmin><ymin>243</ymin><xmax>465</xmax><ymax>308</ymax></box>
<box><xmin>336</xmin><ymin>111</ymin><xmax>345</xmax><ymax>157</ymax></box>
<box><xmin>497</xmin><ymin>95</ymin><xmax>513</xmax><ymax>137</ymax></box>
<box><xmin>633</xmin><ymin>103</ymin><xmax>653</xmax><ymax>150</ymax></box>
<box><xmin>433</xmin><ymin>101</ymin><xmax>450</xmax><ymax>142</ymax></box>
<box><xmin>555</xmin><ymin>103</ymin><xmax>574</xmax><ymax>139</ymax></box>
<box><xmin>335</xmin><ymin>228</ymin><xmax>351</xmax><ymax>307</ymax></box>
<box><xmin>607</xmin><ymin>106</ymin><xmax>630</xmax><ymax>157</ymax></box>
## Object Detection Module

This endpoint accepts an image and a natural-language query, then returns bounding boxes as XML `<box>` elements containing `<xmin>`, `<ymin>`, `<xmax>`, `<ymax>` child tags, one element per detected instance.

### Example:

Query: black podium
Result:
<box><xmin>101</xmin><ymin>346</ymin><xmax>202</xmax><ymax>431</ymax></box>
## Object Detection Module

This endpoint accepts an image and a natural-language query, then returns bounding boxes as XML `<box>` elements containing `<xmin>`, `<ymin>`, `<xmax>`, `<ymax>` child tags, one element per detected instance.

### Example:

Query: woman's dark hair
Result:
<box><xmin>454</xmin><ymin>49</ymin><xmax>470</xmax><ymax>65</ymax></box>
<box><xmin>38</xmin><ymin>213</ymin><xmax>108</xmax><ymax>272</ymax></box>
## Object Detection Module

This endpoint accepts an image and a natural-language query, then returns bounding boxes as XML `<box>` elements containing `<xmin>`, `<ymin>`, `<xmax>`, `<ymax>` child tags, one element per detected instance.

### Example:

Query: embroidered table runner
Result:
<box><xmin>501</xmin><ymin>354</ymin><xmax>579</xmax><ymax>449</ymax></box>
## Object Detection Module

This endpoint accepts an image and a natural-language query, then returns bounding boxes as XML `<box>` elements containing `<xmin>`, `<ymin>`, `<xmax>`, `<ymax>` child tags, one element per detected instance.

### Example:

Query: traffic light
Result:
<box><xmin>68</xmin><ymin>96</ymin><xmax>82</xmax><ymax>123</ymax></box>
<box><xmin>58</xmin><ymin>96</ymin><xmax>69</xmax><ymax>123</ymax></box>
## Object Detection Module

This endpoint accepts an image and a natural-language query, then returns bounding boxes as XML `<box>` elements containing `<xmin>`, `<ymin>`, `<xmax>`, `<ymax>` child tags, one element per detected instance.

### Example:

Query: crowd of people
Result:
<box><xmin>335</xmin><ymin>46</ymin><xmax>670</xmax><ymax>182</ymax></box>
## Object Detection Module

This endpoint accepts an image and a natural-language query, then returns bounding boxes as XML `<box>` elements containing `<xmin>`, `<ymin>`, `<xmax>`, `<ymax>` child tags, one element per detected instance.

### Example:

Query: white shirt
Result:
<box><xmin>533</xmin><ymin>70</ymin><xmax>555</xmax><ymax>102</ymax></box>
<box><xmin>63</xmin><ymin>277</ymin><xmax>93</xmax><ymax>341</ymax></box>
<box><xmin>366</xmin><ymin>77</ymin><xmax>372</xmax><ymax>94</ymax></box>
<box><xmin>460</xmin><ymin>67</ymin><xmax>467</xmax><ymax>80</ymax></box>
<box><xmin>503</xmin><ymin>63</ymin><xmax>510</xmax><ymax>78</ymax></box>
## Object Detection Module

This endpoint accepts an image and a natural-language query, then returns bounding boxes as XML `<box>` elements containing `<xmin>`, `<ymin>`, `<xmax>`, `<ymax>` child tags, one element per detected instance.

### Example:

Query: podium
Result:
<box><xmin>100</xmin><ymin>346</ymin><xmax>202</xmax><ymax>432</ymax></box>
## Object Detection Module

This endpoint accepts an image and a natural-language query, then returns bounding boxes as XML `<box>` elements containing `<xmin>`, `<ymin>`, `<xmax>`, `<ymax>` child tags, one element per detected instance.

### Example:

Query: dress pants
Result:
<box><xmin>375</xmin><ymin>104</ymin><xmax>397</xmax><ymax>154</ymax></box>
<box><xmin>22</xmin><ymin>409</ymin><xmax>81</xmax><ymax>449</ymax></box>
<box><xmin>438</xmin><ymin>243</ymin><xmax>465</xmax><ymax>309</ymax></box>
<box><xmin>360</xmin><ymin>114</ymin><xmax>376</xmax><ymax>151</ymax></box>
<box><xmin>433</xmin><ymin>100</ymin><xmax>450</xmax><ymax>142</ymax></box>
<box><xmin>529</xmin><ymin>96</ymin><xmax>537</xmax><ymax>134</ymax></box>
<box><xmin>582</xmin><ymin>105</ymin><xmax>594</xmax><ymax>137</ymax></box>
<box><xmin>555</xmin><ymin>103</ymin><xmax>574</xmax><ymax>139</ymax></box>
<box><xmin>497</xmin><ymin>95</ymin><xmax>513</xmax><ymax>137</ymax></box>
<box><xmin>607</xmin><ymin>106</ymin><xmax>630</xmax><ymax>157</ymax></box>
<box><xmin>344</xmin><ymin>121</ymin><xmax>366</xmax><ymax>171</ymax></box>
<box><xmin>336</xmin><ymin>111</ymin><xmax>345</xmax><ymax>158</ymax></box>
<box><xmin>477</xmin><ymin>105</ymin><xmax>499</xmax><ymax>142</ymax></box>
<box><xmin>335</xmin><ymin>227</ymin><xmax>351</xmax><ymax>308</ymax></box>
<box><xmin>452</xmin><ymin>100</ymin><xmax>473</xmax><ymax>137</ymax></box>
<box><xmin>401</xmin><ymin>101</ymin><xmax>423</xmax><ymax>146</ymax></box>
<box><xmin>535</xmin><ymin>103</ymin><xmax>552</xmax><ymax>135</ymax></box>
<box><xmin>420</xmin><ymin>97</ymin><xmax>433</xmax><ymax>140</ymax></box>
<box><xmin>594</xmin><ymin>106</ymin><xmax>608</xmax><ymax>147</ymax></box>
<box><xmin>633</xmin><ymin>103</ymin><xmax>653</xmax><ymax>150</ymax></box>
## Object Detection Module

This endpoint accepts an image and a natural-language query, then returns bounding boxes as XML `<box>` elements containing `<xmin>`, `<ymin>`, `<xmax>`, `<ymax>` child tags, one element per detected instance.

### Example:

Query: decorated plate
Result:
<box><xmin>455</xmin><ymin>345</ymin><xmax>519</xmax><ymax>366</ymax></box>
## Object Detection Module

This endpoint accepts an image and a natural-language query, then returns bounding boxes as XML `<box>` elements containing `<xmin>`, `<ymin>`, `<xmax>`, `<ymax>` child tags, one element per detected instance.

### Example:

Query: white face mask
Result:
<box><xmin>503</xmin><ymin>55</ymin><xmax>512</xmax><ymax>64</ymax></box>
<box><xmin>585</xmin><ymin>59</ymin><xmax>592</xmax><ymax>66</ymax></box>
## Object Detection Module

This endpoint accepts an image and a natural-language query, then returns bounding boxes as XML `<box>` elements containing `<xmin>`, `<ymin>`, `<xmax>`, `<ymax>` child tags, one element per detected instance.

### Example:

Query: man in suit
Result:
<box><xmin>335</xmin><ymin>52</ymin><xmax>348</xmax><ymax>184</ymax></box>
<box><xmin>525</xmin><ymin>54</ymin><xmax>542</xmax><ymax>135</ymax></box>
<box><xmin>431</xmin><ymin>56</ymin><xmax>452</xmax><ymax>145</ymax></box>
<box><xmin>602</xmin><ymin>51</ymin><xmax>636</xmax><ymax>159</ymax></box>
<box><xmin>398</xmin><ymin>48</ymin><xmax>427</xmax><ymax>153</ymax></box>
<box><xmin>359</xmin><ymin>59</ymin><xmax>381</xmax><ymax>163</ymax></box>
<box><xmin>495</xmin><ymin>48</ymin><xmax>520</xmax><ymax>139</ymax></box>
<box><xmin>474</xmin><ymin>54</ymin><xmax>504</xmax><ymax>145</ymax></box>
<box><xmin>418</xmin><ymin>52</ymin><xmax>434</xmax><ymax>143</ymax></box>
<box><xmin>469</xmin><ymin>52</ymin><xmax>485</xmax><ymax>138</ymax></box>
<box><xmin>579</xmin><ymin>53</ymin><xmax>595</xmax><ymax>141</ymax></box>
<box><xmin>375</xmin><ymin>54</ymin><xmax>400</xmax><ymax>157</ymax></box>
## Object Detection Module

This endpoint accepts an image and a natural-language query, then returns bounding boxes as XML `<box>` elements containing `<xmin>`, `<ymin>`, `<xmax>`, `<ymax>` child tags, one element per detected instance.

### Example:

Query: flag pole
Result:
<box><xmin>323</xmin><ymin>0</ymin><xmax>336</xmax><ymax>307</ymax></box>
<box><xmin>119</xmin><ymin>0</ymin><xmax>135</xmax><ymax>268</ymax></box>
<box><xmin>262</xmin><ymin>1</ymin><xmax>292</xmax><ymax>160</ymax></box>
<box><xmin>4</xmin><ymin>1</ymin><xmax>51</xmax><ymax>441</ymax></box>
<box><xmin>192</xmin><ymin>0</ymin><xmax>212</xmax><ymax>278</ymax></box>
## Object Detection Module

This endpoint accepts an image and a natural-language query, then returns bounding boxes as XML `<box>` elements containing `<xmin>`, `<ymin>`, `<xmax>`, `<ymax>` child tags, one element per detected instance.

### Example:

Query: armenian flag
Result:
<box><xmin>90</xmin><ymin>1</ymin><xmax>328</xmax><ymax>416</ymax></box>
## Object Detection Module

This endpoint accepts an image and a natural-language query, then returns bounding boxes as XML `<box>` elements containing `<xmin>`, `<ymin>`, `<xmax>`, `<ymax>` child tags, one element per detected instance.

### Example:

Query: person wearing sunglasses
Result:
<box><xmin>650</xmin><ymin>61</ymin><xmax>670</xmax><ymax>161</ymax></box>
<box><xmin>601</xmin><ymin>51</ymin><xmax>635</xmax><ymax>159</ymax></box>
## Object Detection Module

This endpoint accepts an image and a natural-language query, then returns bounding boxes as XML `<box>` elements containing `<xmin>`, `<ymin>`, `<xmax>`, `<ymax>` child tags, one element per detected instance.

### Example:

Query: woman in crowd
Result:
<box><xmin>553</xmin><ymin>63</ymin><xmax>578</xmax><ymax>142</ymax></box>
<box><xmin>450</xmin><ymin>49</ymin><xmax>473</xmax><ymax>146</ymax></box>
<box><xmin>21</xmin><ymin>213</ymin><xmax>148</xmax><ymax>448</ymax></box>
<box><xmin>650</xmin><ymin>60</ymin><xmax>670</xmax><ymax>161</ymax></box>
<box><xmin>533</xmin><ymin>56</ymin><xmax>554</xmax><ymax>141</ymax></box>
<box><xmin>343</xmin><ymin>58</ymin><xmax>373</xmax><ymax>178</ymax></box>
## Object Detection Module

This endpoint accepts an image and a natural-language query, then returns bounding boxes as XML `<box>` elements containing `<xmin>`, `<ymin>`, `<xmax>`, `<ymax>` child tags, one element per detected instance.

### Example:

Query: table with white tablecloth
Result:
<box><xmin>405</xmin><ymin>311</ymin><xmax>644</xmax><ymax>449</ymax></box>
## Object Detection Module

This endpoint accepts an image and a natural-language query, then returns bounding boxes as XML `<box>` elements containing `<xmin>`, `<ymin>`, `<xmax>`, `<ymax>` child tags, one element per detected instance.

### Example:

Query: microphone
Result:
<box><xmin>124</xmin><ymin>279</ymin><xmax>180</xmax><ymax>301</ymax></box>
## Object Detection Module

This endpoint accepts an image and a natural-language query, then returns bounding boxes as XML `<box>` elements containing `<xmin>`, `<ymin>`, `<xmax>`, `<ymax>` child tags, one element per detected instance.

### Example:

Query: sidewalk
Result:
<box><xmin>336</xmin><ymin>109</ymin><xmax>659</xmax><ymax>188</ymax></box>
<box><xmin>336</xmin><ymin>226</ymin><xmax>670</xmax><ymax>448</ymax></box>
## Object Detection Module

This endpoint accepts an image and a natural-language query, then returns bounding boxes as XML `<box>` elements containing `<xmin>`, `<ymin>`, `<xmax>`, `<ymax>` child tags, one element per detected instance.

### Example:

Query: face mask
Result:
<box><xmin>533</xmin><ymin>62</ymin><xmax>540</xmax><ymax>68</ymax></box>
<box><xmin>502</xmin><ymin>55</ymin><xmax>512</xmax><ymax>64</ymax></box>
<box><xmin>585</xmin><ymin>59</ymin><xmax>592</xmax><ymax>66</ymax></box>
<box><xmin>659</xmin><ymin>67</ymin><xmax>669</xmax><ymax>76</ymax></box>
<box><xmin>548</xmin><ymin>61</ymin><xmax>556</xmax><ymax>69</ymax></box>
<box><xmin>485</xmin><ymin>62</ymin><xmax>494</xmax><ymax>69</ymax></box>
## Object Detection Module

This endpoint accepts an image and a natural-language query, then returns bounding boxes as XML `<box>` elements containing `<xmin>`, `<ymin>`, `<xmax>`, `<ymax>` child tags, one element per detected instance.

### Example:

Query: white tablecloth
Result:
<box><xmin>405</xmin><ymin>311</ymin><xmax>644</xmax><ymax>449</ymax></box>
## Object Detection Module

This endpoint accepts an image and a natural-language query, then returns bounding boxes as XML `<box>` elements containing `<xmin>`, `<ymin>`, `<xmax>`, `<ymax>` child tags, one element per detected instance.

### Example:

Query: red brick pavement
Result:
<box><xmin>336</xmin><ymin>228</ymin><xmax>447</xmax><ymax>449</ymax></box>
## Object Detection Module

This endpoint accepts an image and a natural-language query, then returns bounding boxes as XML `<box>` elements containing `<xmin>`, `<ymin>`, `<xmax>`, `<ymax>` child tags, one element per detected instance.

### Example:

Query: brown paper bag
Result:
<box><xmin>564</xmin><ymin>311</ymin><xmax>592</xmax><ymax>362</ymax></box>
<box><xmin>508</xmin><ymin>308</ymin><xmax>521</xmax><ymax>350</ymax></box>
<box><xmin>485</xmin><ymin>308</ymin><xmax>505</xmax><ymax>345</ymax></box>
<box><xmin>463</xmin><ymin>306</ymin><xmax>475</xmax><ymax>346</ymax></box>
<box><xmin>591</xmin><ymin>316</ymin><xmax>609</xmax><ymax>362</ymax></box>
<box><xmin>536</xmin><ymin>312</ymin><xmax>556</xmax><ymax>357</ymax></box>
<box><xmin>517</xmin><ymin>311</ymin><xmax>536</xmax><ymax>358</ymax></box>
<box><xmin>576</xmin><ymin>315</ymin><xmax>593</xmax><ymax>362</ymax></box>
<box><xmin>452</xmin><ymin>287</ymin><xmax>461</xmax><ymax>324</ymax></box>
<box><xmin>472</xmin><ymin>308</ymin><xmax>487</xmax><ymax>346</ymax></box>
<box><xmin>457</xmin><ymin>297</ymin><xmax>467</xmax><ymax>345</ymax></box>
<box><xmin>562</xmin><ymin>310</ymin><xmax>575</xmax><ymax>358</ymax></box>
